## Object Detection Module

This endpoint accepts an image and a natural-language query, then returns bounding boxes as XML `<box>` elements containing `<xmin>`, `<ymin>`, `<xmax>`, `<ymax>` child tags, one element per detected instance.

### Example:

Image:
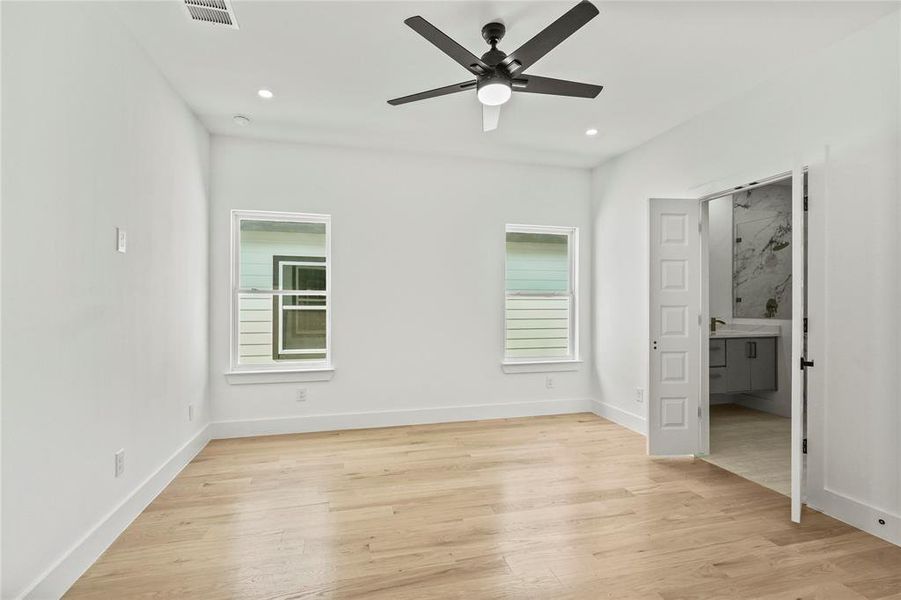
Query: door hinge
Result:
<box><xmin>803</xmin><ymin>317</ymin><xmax>808</xmax><ymax>334</ymax></box>
<box><xmin>802</xmin><ymin>438</ymin><xmax>808</xmax><ymax>454</ymax></box>
<box><xmin>698</xmin><ymin>222</ymin><xmax>702</xmax><ymax>234</ymax></box>
<box><xmin>698</xmin><ymin>406</ymin><xmax>702</xmax><ymax>419</ymax></box>
<box><xmin>804</xmin><ymin>195</ymin><xmax>809</xmax><ymax>212</ymax></box>
<box><xmin>800</xmin><ymin>357</ymin><xmax>815</xmax><ymax>370</ymax></box>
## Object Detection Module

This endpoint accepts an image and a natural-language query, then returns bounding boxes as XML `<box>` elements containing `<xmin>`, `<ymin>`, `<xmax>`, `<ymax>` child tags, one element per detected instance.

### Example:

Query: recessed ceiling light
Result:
<box><xmin>257</xmin><ymin>89</ymin><xmax>274</xmax><ymax>99</ymax></box>
<box><xmin>233</xmin><ymin>115</ymin><xmax>251</xmax><ymax>126</ymax></box>
<box><xmin>585</xmin><ymin>128</ymin><xmax>599</xmax><ymax>136</ymax></box>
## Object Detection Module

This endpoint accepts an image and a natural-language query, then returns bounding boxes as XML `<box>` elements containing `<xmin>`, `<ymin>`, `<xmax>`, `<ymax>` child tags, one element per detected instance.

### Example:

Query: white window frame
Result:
<box><xmin>503</xmin><ymin>224</ymin><xmax>580</xmax><ymax>367</ymax></box>
<box><xmin>274</xmin><ymin>258</ymin><xmax>327</xmax><ymax>358</ymax></box>
<box><xmin>229</xmin><ymin>210</ymin><xmax>332</xmax><ymax>375</ymax></box>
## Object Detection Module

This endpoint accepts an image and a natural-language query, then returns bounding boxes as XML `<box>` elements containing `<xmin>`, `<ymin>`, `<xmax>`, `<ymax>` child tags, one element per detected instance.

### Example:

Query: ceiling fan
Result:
<box><xmin>387</xmin><ymin>0</ymin><xmax>603</xmax><ymax>132</ymax></box>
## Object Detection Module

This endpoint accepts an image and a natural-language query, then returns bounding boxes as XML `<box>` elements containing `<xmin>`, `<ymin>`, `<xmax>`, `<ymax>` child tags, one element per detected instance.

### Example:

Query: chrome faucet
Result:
<box><xmin>710</xmin><ymin>318</ymin><xmax>726</xmax><ymax>333</ymax></box>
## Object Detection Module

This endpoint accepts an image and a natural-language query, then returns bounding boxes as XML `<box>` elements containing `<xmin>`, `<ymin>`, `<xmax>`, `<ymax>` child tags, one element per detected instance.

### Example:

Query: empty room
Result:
<box><xmin>2</xmin><ymin>1</ymin><xmax>901</xmax><ymax>598</ymax></box>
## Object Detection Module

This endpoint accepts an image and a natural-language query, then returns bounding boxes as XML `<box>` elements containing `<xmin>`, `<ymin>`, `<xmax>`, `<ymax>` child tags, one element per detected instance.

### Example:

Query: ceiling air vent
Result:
<box><xmin>184</xmin><ymin>0</ymin><xmax>239</xmax><ymax>29</ymax></box>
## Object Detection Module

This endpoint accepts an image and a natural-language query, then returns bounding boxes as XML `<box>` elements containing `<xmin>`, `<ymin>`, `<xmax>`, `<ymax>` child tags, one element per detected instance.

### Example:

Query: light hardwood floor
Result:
<box><xmin>702</xmin><ymin>403</ymin><xmax>792</xmax><ymax>496</ymax></box>
<box><xmin>67</xmin><ymin>414</ymin><xmax>901</xmax><ymax>599</ymax></box>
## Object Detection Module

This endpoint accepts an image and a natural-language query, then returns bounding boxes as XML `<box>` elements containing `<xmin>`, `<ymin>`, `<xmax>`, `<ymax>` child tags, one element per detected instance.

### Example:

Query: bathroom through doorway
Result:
<box><xmin>647</xmin><ymin>166</ymin><xmax>810</xmax><ymax>523</ymax></box>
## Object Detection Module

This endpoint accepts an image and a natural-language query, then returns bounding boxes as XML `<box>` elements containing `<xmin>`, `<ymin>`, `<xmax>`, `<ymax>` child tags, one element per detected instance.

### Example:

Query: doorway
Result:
<box><xmin>702</xmin><ymin>177</ymin><xmax>794</xmax><ymax>496</ymax></box>
<box><xmin>648</xmin><ymin>167</ymin><xmax>809</xmax><ymax>522</ymax></box>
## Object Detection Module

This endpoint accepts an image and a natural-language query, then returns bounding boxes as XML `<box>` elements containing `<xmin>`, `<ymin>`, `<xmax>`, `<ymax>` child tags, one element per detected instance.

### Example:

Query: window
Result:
<box><xmin>231</xmin><ymin>211</ymin><xmax>331</xmax><ymax>371</ymax></box>
<box><xmin>504</xmin><ymin>225</ymin><xmax>578</xmax><ymax>362</ymax></box>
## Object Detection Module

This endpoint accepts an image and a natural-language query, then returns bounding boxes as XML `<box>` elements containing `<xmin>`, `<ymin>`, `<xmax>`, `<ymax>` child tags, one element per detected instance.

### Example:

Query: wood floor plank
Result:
<box><xmin>65</xmin><ymin>413</ymin><xmax>901</xmax><ymax>599</ymax></box>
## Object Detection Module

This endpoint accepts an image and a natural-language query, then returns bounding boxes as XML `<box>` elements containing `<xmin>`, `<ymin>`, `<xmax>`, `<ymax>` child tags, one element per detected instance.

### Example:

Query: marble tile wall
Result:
<box><xmin>733</xmin><ymin>183</ymin><xmax>792</xmax><ymax>318</ymax></box>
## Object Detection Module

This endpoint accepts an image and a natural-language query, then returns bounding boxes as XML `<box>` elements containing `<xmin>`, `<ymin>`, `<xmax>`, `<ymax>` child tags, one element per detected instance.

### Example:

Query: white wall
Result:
<box><xmin>210</xmin><ymin>137</ymin><xmax>594</xmax><ymax>434</ymax></box>
<box><xmin>591</xmin><ymin>11</ymin><xmax>900</xmax><ymax>542</ymax></box>
<box><xmin>1</xmin><ymin>3</ymin><xmax>210</xmax><ymax>598</ymax></box>
<box><xmin>708</xmin><ymin>195</ymin><xmax>791</xmax><ymax>417</ymax></box>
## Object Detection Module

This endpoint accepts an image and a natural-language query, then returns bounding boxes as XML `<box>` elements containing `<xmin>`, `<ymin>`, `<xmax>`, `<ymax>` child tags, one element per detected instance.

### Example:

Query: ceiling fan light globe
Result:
<box><xmin>477</xmin><ymin>82</ymin><xmax>512</xmax><ymax>106</ymax></box>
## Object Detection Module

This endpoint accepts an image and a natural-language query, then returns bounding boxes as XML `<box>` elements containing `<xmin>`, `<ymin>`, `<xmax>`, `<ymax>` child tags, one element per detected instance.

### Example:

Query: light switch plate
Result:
<box><xmin>114</xmin><ymin>449</ymin><xmax>125</xmax><ymax>478</ymax></box>
<box><xmin>116</xmin><ymin>228</ymin><xmax>127</xmax><ymax>253</ymax></box>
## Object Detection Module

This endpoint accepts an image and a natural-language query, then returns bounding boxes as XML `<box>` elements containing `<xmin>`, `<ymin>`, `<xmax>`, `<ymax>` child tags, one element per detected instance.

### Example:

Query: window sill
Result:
<box><xmin>501</xmin><ymin>360</ymin><xmax>582</xmax><ymax>374</ymax></box>
<box><xmin>225</xmin><ymin>367</ymin><xmax>335</xmax><ymax>385</ymax></box>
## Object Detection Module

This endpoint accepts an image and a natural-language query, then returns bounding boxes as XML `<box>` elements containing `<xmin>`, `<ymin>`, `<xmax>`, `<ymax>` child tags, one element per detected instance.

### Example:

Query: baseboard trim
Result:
<box><xmin>19</xmin><ymin>425</ymin><xmax>211</xmax><ymax>600</ymax></box>
<box><xmin>591</xmin><ymin>400</ymin><xmax>647</xmax><ymax>435</ymax></box>
<box><xmin>808</xmin><ymin>488</ymin><xmax>901</xmax><ymax>547</ymax></box>
<box><xmin>211</xmin><ymin>398</ymin><xmax>593</xmax><ymax>439</ymax></box>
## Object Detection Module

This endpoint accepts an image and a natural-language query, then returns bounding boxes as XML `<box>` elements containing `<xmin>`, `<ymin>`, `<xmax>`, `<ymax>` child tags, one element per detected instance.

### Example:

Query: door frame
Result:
<box><xmin>649</xmin><ymin>165</ymin><xmax>809</xmax><ymax>522</ymax></box>
<box><xmin>696</xmin><ymin>168</ymin><xmax>802</xmax><ymax>450</ymax></box>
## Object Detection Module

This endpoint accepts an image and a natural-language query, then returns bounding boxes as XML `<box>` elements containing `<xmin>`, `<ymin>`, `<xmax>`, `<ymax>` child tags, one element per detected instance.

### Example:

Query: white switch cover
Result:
<box><xmin>297</xmin><ymin>389</ymin><xmax>308</xmax><ymax>402</ymax></box>
<box><xmin>116</xmin><ymin>228</ymin><xmax>127</xmax><ymax>253</ymax></box>
<box><xmin>545</xmin><ymin>376</ymin><xmax>555</xmax><ymax>389</ymax></box>
<box><xmin>636</xmin><ymin>388</ymin><xmax>644</xmax><ymax>403</ymax></box>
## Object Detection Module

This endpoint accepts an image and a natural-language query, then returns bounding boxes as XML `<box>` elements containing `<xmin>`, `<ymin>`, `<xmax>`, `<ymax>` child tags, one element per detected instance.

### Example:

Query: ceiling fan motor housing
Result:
<box><xmin>478</xmin><ymin>72</ymin><xmax>511</xmax><ymax>89</ymax></box>
<box><xmin>481</xmin><ymin>48</ymin><xmax>508</xmax><ymax>68</ymax></box>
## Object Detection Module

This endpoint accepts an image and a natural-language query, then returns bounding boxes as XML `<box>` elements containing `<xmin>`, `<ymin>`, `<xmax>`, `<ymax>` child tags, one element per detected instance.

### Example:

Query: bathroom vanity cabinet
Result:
<box><xmin>709</xmin><ymin>337</ymin><xmax>777</xmax><ymax>394</ymax></box>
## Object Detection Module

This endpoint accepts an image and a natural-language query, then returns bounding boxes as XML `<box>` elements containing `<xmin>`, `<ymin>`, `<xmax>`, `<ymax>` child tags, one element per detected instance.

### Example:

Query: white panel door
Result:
<box><xmin>790</xmin><ymin>167</ymin><xmax>807</xmax><ymax>523</ymax></box>
<box><xmin>649</xmin><ymin>199</ymin><xmax>701</xmax><ymax>455</ymax></box>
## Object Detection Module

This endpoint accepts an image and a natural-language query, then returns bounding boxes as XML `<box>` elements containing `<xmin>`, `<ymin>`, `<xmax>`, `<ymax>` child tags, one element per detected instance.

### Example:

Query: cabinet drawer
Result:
<box><xmin>709</xmin><ymin>367</ymin><xmax>728</xmax><ymax>394</ymax></box>
<box><xmin>709</xmin><ymin>339</ymin><xmax>726</xmax><ymax>368</ymax></box>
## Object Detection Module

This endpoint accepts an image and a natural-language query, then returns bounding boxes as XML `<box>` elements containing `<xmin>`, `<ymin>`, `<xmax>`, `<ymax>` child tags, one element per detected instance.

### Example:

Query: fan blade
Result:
<box><xmin>514</xmin><ymin>75</ymin><xmax>602</xmax><ymax>98</ymax></box>
<box><xmin>405</xmin><ymin>16</ymin><xmax>490</xmax><ymax>76</ymax></box>
<box><xmin>501</xmin><ymin>1</ymin><xmax>599</xmax><ymax>74</ymax></box>
<box><xmin>387</xmin><ymin>80</ymin><xmax>477</xmax><ymax>106</ymax></box>
<box><xmin>482</xmin><ymin>104</ymin><xmax>501</xmax><ymax>132</ymax></box>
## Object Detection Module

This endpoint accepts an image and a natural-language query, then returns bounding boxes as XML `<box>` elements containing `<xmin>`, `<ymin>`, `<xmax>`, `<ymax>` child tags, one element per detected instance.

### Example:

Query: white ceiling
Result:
<box><xmin>111</xmin><ymin>1</ymin><xmax>896</xmax><ymax>168</ymax></box>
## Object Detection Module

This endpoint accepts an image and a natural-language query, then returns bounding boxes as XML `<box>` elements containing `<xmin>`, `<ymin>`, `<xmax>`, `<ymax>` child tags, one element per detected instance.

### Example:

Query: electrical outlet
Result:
<box><xmin>545</xmin><ymin>376</ymin><xmax>555</xmax><ymax>389</ymax></box>
<box><xmin>296</xmin><ymin>388</ymin><xmax>308</xmax><ymax>402</ymax></box>
<box><xmin>116</xmin><ymin>228</ymin><xmax>127</xmax><ymax>253</ymax></box>
<box><xmin>636</xmin><ymin>388</ymin><xmax>644</xmax><ymax>403</ymax></box>
<box><xmin>114</xmin><ymin>449</ymin><xmax>125</xmax><ymax>478</ymax></box>
<box><xmin>188</xmin><ymin>404</ymin><xmax>194</xmax><ymax>421</ymax></box>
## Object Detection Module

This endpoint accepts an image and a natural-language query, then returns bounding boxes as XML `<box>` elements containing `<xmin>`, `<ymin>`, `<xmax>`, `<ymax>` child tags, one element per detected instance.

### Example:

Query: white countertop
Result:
<box><xmin>710</xmin><ymin>323</ymin><xmax>781</xmax><ymax>339</ymax></box>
